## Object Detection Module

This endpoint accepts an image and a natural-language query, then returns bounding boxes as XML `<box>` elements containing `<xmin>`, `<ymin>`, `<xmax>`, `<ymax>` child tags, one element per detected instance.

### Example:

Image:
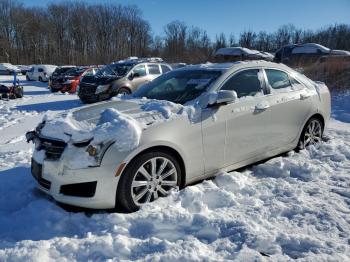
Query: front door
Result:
<box><xmin>130</xmin><ymin>64</ymin><xmax>152</xmax><ymax>90</ymax></box>
<box><xmin>201</xmin><ymin>68</ymin><xmax>273</xmax><ymax>174</ymax></box>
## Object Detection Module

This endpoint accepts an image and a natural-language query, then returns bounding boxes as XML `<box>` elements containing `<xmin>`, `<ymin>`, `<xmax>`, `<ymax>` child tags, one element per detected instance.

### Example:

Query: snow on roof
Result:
<box><xmin>181</xmin><ymin>60</ymin><xmax>287</xmax><ymax>72</ymax></box>
<box><xmin>214</xmin><ymin>47</ymin><xmax>274</xmax><ymax>59</ymax></box>
<box><xmin>330</xmin><ymin>49</ymin><xmax>350</xmax><ymax>56</ymax></box>
<box><xmin>291</xmin><ymin>43</ymin><xmax>330</xmax><ymax>54</ymax></box>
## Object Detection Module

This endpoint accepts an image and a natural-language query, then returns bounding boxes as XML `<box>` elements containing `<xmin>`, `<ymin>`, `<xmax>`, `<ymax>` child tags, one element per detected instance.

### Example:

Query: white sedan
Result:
<box><xmin>26</xmin><ymin>61</ymin><xmax>331</xmax><ymax>212</ymax></box>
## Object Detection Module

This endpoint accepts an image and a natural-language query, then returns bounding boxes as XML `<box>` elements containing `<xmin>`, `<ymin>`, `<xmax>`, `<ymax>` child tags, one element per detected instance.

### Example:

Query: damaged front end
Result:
<box><xmin>25</xmin><ymin>120</ymin><xmax>111</xmax><ymax>168</ymax></box>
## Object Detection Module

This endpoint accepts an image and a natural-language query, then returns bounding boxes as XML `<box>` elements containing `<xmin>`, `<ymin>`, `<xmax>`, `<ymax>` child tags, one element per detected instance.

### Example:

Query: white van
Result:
<box><xmin>26</xmin><ymin>65</ymin><xmax>57</xmax><ymax>82</ymax></box>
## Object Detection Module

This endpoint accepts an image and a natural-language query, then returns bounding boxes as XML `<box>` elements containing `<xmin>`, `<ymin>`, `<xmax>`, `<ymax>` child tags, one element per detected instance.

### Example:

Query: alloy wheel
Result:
<box><xmin>303</xmin><ymin>119</ymin><xmax>322</xmax><ymax>147</ymax></box>
<box><xmin>131</xmin><ymin>157</ymin><xmax>178</xmax><ymax>206</ymax></box>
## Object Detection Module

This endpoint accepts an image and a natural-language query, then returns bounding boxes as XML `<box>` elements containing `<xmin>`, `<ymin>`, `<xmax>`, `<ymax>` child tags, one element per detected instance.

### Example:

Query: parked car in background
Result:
<box><xmin>26</xmin><ymin>64</ymin><xmax>57</xmax><ymax>82</ymax></box>
<box><xmin>26</xmin><ymin>61</ymin><xmax>330</xmax><ymax>211</ymax></box>
<box><xmin>274</xmin><ymin>43</ymin><xmax>350</xmax><ymax>66</ymax></box>
<box><xmin>51</xmin><ymin>66</ymin><xmax>99</xmax><ymax>93</ymax></box>
<box><xmin>16</xmin><ymin>65</ymin><xmax>32</xmax><ymax>75</ymax></box>
<box><xmin>213</xmin><ymin>47</ymin><xmax>274</xmax><ymax>62</ymax></box>
<box><xmin>0</xmin><ymin>63</ymin><xmax>21</xmax><ymax>75</ymax></box>
<box><xmin>49</xmin><ymin>65</ymin><xmax>76</xmax><ymax>90</ymax></box>
<box><xmin>78</xmin><ymin>58</ymin><xmax>172</xmax><ymax>103</ymax></box>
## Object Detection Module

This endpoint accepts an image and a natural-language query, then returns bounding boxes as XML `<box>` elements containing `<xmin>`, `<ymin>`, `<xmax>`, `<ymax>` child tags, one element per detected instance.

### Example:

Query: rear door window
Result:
<box><xmin>148</xmin><ymin>64</ymin><xmax>161</xmax><ymax>75</ymax></box>
<box><xmin>221</xmin><ymin>69</ymin><xmax>263</xmax><ymax>98</ymax></box>
<box><xmin>38</xmin><ymin>68</ymin><xmax>44</xmax><ymax>73</ymax></box>
<box><xmin>265</xmin><ymin>69</ymin><xmax>293</xmax><ymax>92</ymax></box>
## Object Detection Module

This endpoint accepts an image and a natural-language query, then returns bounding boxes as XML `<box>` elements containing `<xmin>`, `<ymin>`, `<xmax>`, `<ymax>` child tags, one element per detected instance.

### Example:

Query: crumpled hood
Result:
<box><xmin>39</xmin><ymin>98</ymin><xmax>187</xmax><ymax>144</ymax></box>
<box><xmin>81</xmin><ymin>75</ymin><xmax>121</xmax><ymax>85</ymax></box>
<box><xmin>72</xmin><ymin>99</ymin><xmax>182</xmax><ymax>125</ymax></box>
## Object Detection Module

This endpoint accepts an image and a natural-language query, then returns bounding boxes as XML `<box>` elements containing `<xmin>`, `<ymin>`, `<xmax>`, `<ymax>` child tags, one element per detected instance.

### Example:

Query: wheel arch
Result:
<box><xmin>296</xmin><ymin>113</ymin><xmax>325</xmax><ymax>150</ymax></box>
<box><xmin>121</xmin><ymin>145</ymin><xmax>187</xmax><ymax>188</ymax></box>
<box><xmin>308</xmin><ymin>113</ymin><xmax>325</xmax><ymax>129</ymax></box>
<box><xmin>118</xmin><ymin>86</ymin><xmax>132</xmax><ymax>94</ymax></box>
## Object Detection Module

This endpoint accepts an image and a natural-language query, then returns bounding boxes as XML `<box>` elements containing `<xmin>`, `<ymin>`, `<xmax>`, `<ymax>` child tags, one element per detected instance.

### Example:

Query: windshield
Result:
<box><xmin>133</xmin><ymin>69</ymin><xmax>222</xmax><ymax>104</ymax></box>
<box><xmin>96</xmin><ymin>63</ymin><xmax>133</xmax><ymax>77</ymax></box>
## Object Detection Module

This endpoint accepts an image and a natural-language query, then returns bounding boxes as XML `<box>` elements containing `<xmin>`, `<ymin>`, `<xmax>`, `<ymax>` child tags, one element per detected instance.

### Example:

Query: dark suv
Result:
<box><xmin>49</xmin><ymin>66</ymin><xmax>76</xmax><ymax>91</ymax></box>
<box><xmin>78</xmin><ymin>58</ymin><xmax>172</xmax><ymax>103</ymax></box>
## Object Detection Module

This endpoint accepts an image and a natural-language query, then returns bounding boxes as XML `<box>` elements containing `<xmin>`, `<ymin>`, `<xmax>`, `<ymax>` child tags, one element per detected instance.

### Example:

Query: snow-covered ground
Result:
<box><xmin>0</xmin><ymin>75</ymin><xmax>349</xmax><ymax>261</ymax></box>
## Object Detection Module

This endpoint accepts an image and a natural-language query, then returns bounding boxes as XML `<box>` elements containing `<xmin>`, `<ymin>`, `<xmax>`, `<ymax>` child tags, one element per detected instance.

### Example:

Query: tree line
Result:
<box><xmin>1</xmin><ymin>0</ymin><xmax>350</xmax><ymax>65</ymax></box>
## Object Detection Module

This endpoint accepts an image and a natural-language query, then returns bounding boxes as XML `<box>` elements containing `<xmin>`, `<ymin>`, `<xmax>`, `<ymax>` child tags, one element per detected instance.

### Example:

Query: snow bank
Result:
<box><xmin>1</xmin><ymin>75</ymin><xmax>350</xmax><ymax>261</ymax></box>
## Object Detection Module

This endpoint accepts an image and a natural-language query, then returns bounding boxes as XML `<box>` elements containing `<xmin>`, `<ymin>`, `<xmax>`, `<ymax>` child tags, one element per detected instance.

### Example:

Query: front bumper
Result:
<box><xmin>31</xmin><ymin>156</ymin><xmax>121</xmax><ymax>209</ymax></box>
<box><xmin>78</xmin><ymin>92</ymin><xmax>111</xmax><ymax>103</ymax></box>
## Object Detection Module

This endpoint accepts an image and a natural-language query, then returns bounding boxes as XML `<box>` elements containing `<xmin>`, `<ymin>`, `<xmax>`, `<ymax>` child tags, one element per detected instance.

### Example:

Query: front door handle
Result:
<box><xmin>300</xmin><ymin>93</ymin><xmax>311</xmax><ymax>100</ymax></box>
<box><xmin>255</xmin><ymin>102</ymin><xmax>270</xmax><ymax>111</ymax></box>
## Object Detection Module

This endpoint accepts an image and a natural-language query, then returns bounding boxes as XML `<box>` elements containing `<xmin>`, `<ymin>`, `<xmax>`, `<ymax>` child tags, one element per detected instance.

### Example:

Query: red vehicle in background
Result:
<box><xmin>51</xmin><ymin>66</ymin><xmax>99</xmax><ymax>94</ymax></box>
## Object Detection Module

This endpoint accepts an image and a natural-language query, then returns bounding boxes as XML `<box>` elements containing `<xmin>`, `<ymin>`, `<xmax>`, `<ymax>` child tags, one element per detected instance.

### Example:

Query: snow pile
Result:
<box><xmin>41</xmin><ymin>112</ymin><xmax>93</xmax><ymax>143</ymax></box>
<box><xmin>1</xmin><ymin>75</ymin><xmax>350</xmax><ymax>261</ymax></box>
<box><xmin>140</xmin><ymin>99</ymin><xmax>184</xmax><ymax>119</ymax></box>
<box><xmin>92</xmin><ymin>108</ymin><xmax>143</xmax><ymax>151</ymax></box>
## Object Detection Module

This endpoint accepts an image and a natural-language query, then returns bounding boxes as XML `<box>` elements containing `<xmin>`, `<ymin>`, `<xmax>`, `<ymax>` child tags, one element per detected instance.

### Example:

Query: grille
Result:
<box><xmin>38</xmin><ymin>136</ymin><xmax>67</xmax><ymax>160</ymax></box>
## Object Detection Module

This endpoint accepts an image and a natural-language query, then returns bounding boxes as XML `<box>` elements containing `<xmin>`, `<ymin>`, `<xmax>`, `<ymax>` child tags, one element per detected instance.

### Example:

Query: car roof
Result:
<box><xmin>178</xmin><ymin>60</ymin><xmax>290</xmax><ymax>72</ymax></box>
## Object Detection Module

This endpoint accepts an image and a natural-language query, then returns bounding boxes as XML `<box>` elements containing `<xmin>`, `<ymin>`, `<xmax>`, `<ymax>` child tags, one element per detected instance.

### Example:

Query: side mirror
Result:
<box><xmin>129</xmin><ymin>72</ymin><xmax>140</xmax><ymax>80</ymax></box>
<box><xmin>216</xmin><ymin>90</ymin><xmax>237</xmax><ymax>105</ymax></box>
<box><xmin>199</xmin><ymin>90</ymin><xmax>237</xmax><ymax>108</ymax></box>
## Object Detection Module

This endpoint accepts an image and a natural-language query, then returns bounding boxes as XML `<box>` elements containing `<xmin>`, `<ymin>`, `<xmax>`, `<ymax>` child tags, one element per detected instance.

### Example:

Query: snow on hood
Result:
<box><xmin>92</xmin><ymin>108</ymin><xmax>142</xmax><ymax>151</ymax></box>
<box><xmin>39</xmin><ymin>97</ymin><xmax>199</xmax><ymax>150</ymax></box>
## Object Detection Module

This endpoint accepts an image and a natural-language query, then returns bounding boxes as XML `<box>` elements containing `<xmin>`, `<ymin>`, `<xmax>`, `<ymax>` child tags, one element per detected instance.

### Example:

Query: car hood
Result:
<box><xmin>39</xmin><ymin>98</ymin><xmax>187</xmax><ymax>144</ymax></box>
<box><xmin>72</xmin><ymin>99</ymin><xmax>169</xmax><ymax>125</ymax></box>
<box><xmin>81</xmin><ymin>75</ymin><xmax>121</xmax><ymax>85</ymax></box>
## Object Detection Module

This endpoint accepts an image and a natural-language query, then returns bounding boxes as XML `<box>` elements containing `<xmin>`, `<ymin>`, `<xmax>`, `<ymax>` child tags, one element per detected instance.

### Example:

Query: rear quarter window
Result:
<box><xmin>161</xmin><ymin>65</ymin><xmax>171</xmax><ymax>74</ymax></box>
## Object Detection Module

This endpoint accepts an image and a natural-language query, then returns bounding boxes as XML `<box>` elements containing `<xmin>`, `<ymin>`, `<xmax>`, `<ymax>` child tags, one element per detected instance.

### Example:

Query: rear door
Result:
<box><xmin>262</xmin><ymin>68</ymin><xmax>313</xmax><ymax>147</ymax></box>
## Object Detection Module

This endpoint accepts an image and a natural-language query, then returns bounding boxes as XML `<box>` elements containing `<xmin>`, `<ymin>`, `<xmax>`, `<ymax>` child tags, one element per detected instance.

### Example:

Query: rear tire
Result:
<box><xmin>117</xmin><ymin>87</ymin><xmax>131</xmax><ymax>96</ymax></box>
<box><xmin>297</xmin><ymin>117</ymin><xmax>324</xmax><ymax>150</ymax></box>
<box><xmin>116</xmin><ymin>151</ymin><xmax>181</xmax><ymax>212</ymax></box>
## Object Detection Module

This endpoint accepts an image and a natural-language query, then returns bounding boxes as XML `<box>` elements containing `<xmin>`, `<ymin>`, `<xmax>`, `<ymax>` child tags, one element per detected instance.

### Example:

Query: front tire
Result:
<box><xmin>297</xmin><ymin>117</ymin><xmax>323</xmax><ymax>150</ymax></box>
<box><xmin>116</xmin><ymin>151</ymin><xmax>181</xmax><ymax>212</ymax></box>
<box><xmin>38</xmin><ymin>76</ymin><xmax>43</xmax><ymax>82</ymax></box>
